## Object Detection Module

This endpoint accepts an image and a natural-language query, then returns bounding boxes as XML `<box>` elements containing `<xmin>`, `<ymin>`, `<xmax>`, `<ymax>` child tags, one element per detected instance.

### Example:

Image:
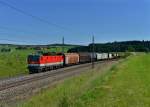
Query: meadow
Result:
<box><xmin>19</xmin><ymin>54</ymin><xmax>150</xmax><ymax>107</ymax></box>
<box><xmin>0</xmin><ymin>45</ymin><xmax>73</xmax><ymax>78</ymax></box>
<box><xmin>0</xmin><ymin>50</ymin><xmax>31</xmax><ymax>78</ymax></box>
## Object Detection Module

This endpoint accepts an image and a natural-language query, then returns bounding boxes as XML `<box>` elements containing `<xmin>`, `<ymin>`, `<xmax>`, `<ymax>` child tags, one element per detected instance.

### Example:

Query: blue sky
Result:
<box><xmin>0</xmin><ymin>0</ymin><xmax>150</xmax><ymax>45</ymax></box>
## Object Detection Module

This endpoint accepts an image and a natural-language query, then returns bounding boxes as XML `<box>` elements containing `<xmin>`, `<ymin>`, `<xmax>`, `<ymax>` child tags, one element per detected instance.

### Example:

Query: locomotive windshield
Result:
<box><xmin>28</xmin><ymin>55</ymin><xmax>40</xmax><ymax>62</ymax></box>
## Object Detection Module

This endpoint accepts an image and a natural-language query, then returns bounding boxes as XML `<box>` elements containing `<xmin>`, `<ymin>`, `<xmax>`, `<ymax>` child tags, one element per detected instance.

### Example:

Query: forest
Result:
<box><xmin>68</xmin><ymin>41</ymin><xmax>150</xmax><ymax>52</ymax></box>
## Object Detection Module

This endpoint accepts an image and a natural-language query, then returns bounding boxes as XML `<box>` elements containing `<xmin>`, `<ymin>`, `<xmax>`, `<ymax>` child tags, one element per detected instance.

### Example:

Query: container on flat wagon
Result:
<box><xmin>108</xmin><ymin>53</ymin><xmax>113</xmax><ymax>59</ymax></box>
<box><xmin>112</xmin><ymin>53</ymin><xmax>115</xmax><ymax>57</ymax></box>
<box><xmin>64</xmin><ymin>53</ymin><xmax>79</xmax><ymax>65</ymax></box>
<box><xmin>78</xmin><ymin>52</ymin><xmax>91</xmax><ymax>63</ymax></box>
<box><xmin>96</xmin><ymin>53</ymin><xmax>103</xmax><ymax>60</ymax></box>
<box><xmin>90</xmin><ymin>53</ymin><xmax>97</xmax><ymax>61</ymax></box>
<box><xmin>112</xmin><ymin>53</ymin><xmax>118</xmax><ymax>58</ymax></box>
<box><xmin>116</xmin><ymin>53</ymin><xmax>119</xmax><ymax>57</ymax></box>
<box><xmin>101</xmin><ymin>53</ymin><xmax>108</xmax><ymax>59</ymax></box>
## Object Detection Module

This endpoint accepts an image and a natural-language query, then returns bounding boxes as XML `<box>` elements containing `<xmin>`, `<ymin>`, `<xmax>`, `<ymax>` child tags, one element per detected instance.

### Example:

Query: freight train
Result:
<box><xmin>27</xmin><ymin>52</ymin><xmax>119</xmax><ymax>74</ymax></box>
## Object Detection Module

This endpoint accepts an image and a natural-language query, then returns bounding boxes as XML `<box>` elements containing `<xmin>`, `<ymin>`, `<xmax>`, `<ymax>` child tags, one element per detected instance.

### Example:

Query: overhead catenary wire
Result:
<box><xmin>0</xmin><ymin>0</ymin><xmax>87</xmax><ymax>44</ymax></box>
<box><xmin>0</xmin><ymin>38</ymin><xmax>32</xmax><ymax>44</ymax></box>
<box><xmin>0</xmin><ymin>0</ymin><xmax>73</xmax><ymax>32</ymax></box>
<box><xmin>0</xmin><ymin>26</ymin><xmax>46</xmax><ymax>43</ymax></box>
<box><xmin>0</xmin><ymin>24</ymin><xmax>68</xmax><ymax>42</ymax></box>
<box><xmin>0</xmin><ymin>36</ymin><xmax>49</xmax><ymax>45</ymax></box>
<box><xmin>0</xmin><ymin>25</ymin><xmax>60</xmax><ymax>37</ymax></box>
<box><xmin>0</xmin><ymin>32</ymin><xmax>49</xmax><ymax>45</ymax></box>
<box><xmin>0</xmin><ymin>26</ymin><xmax>40</xmax><ymax>36</ymax></box>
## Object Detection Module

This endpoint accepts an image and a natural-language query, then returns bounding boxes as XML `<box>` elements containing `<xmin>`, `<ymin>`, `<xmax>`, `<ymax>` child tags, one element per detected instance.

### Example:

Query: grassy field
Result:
<box><xmin>0</xmin><ymin>50</ymin><xmax>33</xmax><ymax>78</ymax></box>
<box><xmin>0</xmin><ymin>46</ymin><xmax>73</xmax><ymax>78</ymax></box>
<box><xmin>18</xmin><ymin>54</ymin><xmax>150</xmax><ymax>107</ymax></box>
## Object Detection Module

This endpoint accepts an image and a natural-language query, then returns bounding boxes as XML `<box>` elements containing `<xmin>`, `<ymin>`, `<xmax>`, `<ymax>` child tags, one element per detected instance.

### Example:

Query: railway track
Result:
<box><xmin>0</xmin><ymin>59</ymin><xmax>120</xmax><ymax>106</ymax></box>
<box><xmin>0</xmin><ymin>61</ymin><xmax>97</xmax><ymax>91</ymax></box>
<box><xmin>0</xmin><ymin>60</ymin><xmax>106</xmax><ymax>91</ymax></box>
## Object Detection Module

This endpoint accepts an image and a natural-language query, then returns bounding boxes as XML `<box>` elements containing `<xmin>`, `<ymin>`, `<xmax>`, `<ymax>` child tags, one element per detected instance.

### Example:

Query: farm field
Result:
<box><xmin>18</xmin><ymin>54</ymin><xmax>150</xmax><ymax>107</ymax></box>
<box><xmin>0</xmin><ymin>45</ymin><xmax>74</xmax><ymax>78</ymax></box>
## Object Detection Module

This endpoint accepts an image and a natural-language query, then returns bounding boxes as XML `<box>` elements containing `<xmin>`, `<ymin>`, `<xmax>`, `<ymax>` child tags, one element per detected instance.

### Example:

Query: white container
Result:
<box><xmin>96</xmin><ymin>53</ymin><xmax>103</xmax><ymax>60</ymax></box>
<box><xmin>108</xmin><ymin>53</ymin><xmax>113</xmax><ymax>59</ymax></box>
<box><xmin>101</xmin><ymin>53</ymin><xmax>108</xmax><ymax>59</ymax></box>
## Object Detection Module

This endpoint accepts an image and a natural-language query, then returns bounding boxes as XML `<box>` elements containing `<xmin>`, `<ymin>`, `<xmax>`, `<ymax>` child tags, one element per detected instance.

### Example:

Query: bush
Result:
<box><xmin>1</xmin><ymin>48</ymin><xmax>11</xmax><ymax>52</ymax></box>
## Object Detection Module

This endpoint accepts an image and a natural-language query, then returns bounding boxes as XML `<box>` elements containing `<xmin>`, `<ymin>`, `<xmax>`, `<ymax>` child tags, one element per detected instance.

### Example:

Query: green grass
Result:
<box><xmin>46</xmin><ymin>46</ymin><xmax>75</xmax><ymax>53</ymax></box>
<box><xmin>0</xmin><ymin>46</ymin><xmax>73</xmax><ymax>78</ymax></box>
<box><xmin>17</xmin><ymin>54</ymin><xmax>150</xmax><ymax>107</ymax></box>
<box><xmin>0</xmin><ymin>50</ymin><xmax>33</xmax><ymax>78</ymax></box>
<box><xmin>17</xmin><ymin>62</ymin><xmax>114</xmax><ymax>107</ymax></box>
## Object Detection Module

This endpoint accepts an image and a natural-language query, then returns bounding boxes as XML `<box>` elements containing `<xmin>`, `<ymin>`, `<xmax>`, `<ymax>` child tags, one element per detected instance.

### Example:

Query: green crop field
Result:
<box><xmin>18</xmin><ymin>54</ymin><xmax>150</xmax><ymax>107</ymax></box>
<box><xmin>0</xmin><ymin>45</ymin><xmax>74</xmax><ymax>78</ymax></box>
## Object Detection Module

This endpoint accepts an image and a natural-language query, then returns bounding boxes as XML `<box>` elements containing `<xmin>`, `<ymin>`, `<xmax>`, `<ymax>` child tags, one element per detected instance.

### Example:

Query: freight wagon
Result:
<box><xmin>96</xmin><ymin>53</ymin><xmax>102</xmax><ymax>60</ymax></box>
<box><xmin>108</xmin><ymin>53</ymin><xmax>113</xmax><ymax>59</ymax></box>
<box><xmin>96</xmin><ymin>53</ymin><xmax>109</xmax><ymax>60</ymax></box>
<box><xmin>27</xmin><ymin>52</ymin><xmax>120</xmax><ymax>74</ymax></box>
<box><xmin>101</xmin><ymin>53</ymin><xmax>108</xmax><ymax>59</ymax></box>
<box><xmin>78</xmin><ymin>52</ymin><xmax>91</xmax><ymax>63</ymax></box>
<box><xmin>90</xmin><ymin>53</ymin><xmax>97</xmax><ymax>61</ymax></box>
<box><xmin>63</xmin><ymin>53</ymin><xmax>79</xmax><ymax>65</ymax></box>
<box><xmin>112</xmin><ymin>53</ymin><xmax>118</xmax><ymax>58</ymax></box>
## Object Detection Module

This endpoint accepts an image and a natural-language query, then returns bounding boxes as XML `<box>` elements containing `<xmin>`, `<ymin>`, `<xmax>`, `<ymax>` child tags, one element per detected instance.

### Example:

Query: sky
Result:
<box><xmin>0</xmin><ymin>0</ymin><xmax>150</xmax><ymax>45</ymax></box>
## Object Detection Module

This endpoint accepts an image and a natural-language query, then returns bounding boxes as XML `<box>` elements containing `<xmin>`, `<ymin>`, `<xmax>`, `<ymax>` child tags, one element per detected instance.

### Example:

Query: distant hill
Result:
<box><xmin>47</xmin><ymin>44</ymin><xmax>82</xmax><ymax>47</ymax></box>
<box><xmin>1</xmin><ymin>41</ymin><xmax>150</xmax><ymax>52</ymax></box>
<box><xmin>0</xmin><ymin>44</ymin><xmax>83</xmax><ymax>48</ymax></box>
<box><xmin>0</xmin><ymin>43</ymin><xmax>83</xmax><ymax>53</ymax></box>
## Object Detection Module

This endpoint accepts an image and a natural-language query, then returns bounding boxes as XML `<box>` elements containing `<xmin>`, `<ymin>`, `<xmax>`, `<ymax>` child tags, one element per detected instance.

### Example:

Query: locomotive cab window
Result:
<box><xmin>28</xmin><ymin>55</ymin><xmax>40</xmax><ymax>62</ymax></box>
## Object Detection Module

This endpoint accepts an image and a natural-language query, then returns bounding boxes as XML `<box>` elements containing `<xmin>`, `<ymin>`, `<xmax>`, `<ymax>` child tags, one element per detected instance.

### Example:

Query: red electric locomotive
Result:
<box><xmin>27</xmin><ymin>53</ymin><xmax>64</xmax><ymax>73</ymax></box>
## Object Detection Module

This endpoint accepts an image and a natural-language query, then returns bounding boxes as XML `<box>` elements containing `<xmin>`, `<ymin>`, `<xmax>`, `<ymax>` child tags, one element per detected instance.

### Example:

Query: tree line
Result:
<box><xmin>68</xmin><ymin>41</ymin><xmax>150</xmax><ymax>53</ymax></box>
